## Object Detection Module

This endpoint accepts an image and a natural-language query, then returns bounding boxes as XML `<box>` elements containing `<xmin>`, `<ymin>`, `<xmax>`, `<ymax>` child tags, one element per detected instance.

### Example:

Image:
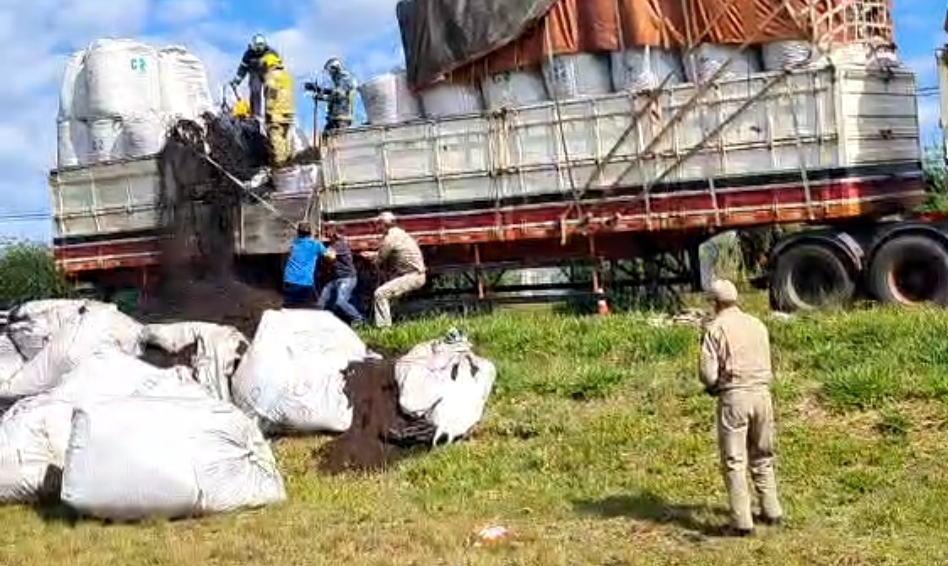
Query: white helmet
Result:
<box><xmin>250</xmin><ymin>34</ymin><xmax>267</xmax><ymax>52</ymax></box>
<box><xmin>324</xmin><ymin>57</ymin><xmax>343</xmax><ymax>73</ymax></box>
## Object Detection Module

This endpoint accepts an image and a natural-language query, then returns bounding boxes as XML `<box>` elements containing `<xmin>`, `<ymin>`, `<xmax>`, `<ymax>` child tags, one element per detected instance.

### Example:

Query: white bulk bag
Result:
<box><xmin>543</xmin><ymin>53</ymin><xmax>613</xmax><ymax>100</ymax></box>
<box><xmin>0</xmin><ymin>336</ymin><xmax>23</xmax><ymax>384</ymax></box>
<box><xmin>61</xmin><ymin>396</ymin><xmax>286</xmax><ymax>521</ymax></box>
<box><xmin>684</xmin><ymin>44</ymin><xmax>762</xmax><ymax>84</ymax></box>
<box><xmin>231</xmin><ymin>309</ymin><xmax>366</xmax><ymax>433</ymax></box>
<box><xmin>88</xmin><ymin>118</ymin><xmax>123</xmax><ymax>163</ymax></box>
<box><xmin>143</xmin><ymin>322</ymin><xmax>249</xmax><ymax>403</ymax></box>
<box><xmin>84</xmin><ymin>39</ymin><xmax>163</xmax><ymax>119</ymax></box>
<box><xmin>119</xmin><ymin>113</ymin><xmax>167</xmax><ymax>159</ymax></box>
<box><xmin>420</xmin><ymin>81</ymin><xmax>484</xmax><ymax>118</ymax></box>
<box><xmin>395</xmin><ymin>337</ymin><xmax>496</xmax><ymax>445</ymax></box>
<box><xmin>158</xmin><ymin>45</ymin><xmax>213</xmax><ymax>119</ymax></box>
<box><xmin>272</xmin><ymin>166</ymin><xmax>303</xmax><ymax>194</ymax></box>
<box><xmin>762</xmin><ymin>40</ymin><xmax>815</xmax><ymax>71</ymax></box>
<box><xmin>57</xmin><ymin>119</ymin><xmax>93</xmax><ymax>169</ymax></box>
<box><xmin>0</xmin><ymin>305</ymin><xmax>144</xmax><ymax>402</ymax></box>
<box><xmin>7</xmin><ymin>299</ymin><xmax>90</xmax><ymax>361</ymax></box>
<box><xmin>360</xmin><ymin>71</ymin><xmax>423</xmax><ymax>125</ymax></box>
<box><xmin>480</xmin><ymin>68</ymin><xmax>548</xmax><ymax>111</ymax></box>
<box><xmin>611</xmin><ymin>47</ymin><xmax>684</xmax><ymax>92</ymax></box>
<box><xmin>58</xmin><ymin>50</ymin><xmax>89</xmax><ymax>121</ymax></box>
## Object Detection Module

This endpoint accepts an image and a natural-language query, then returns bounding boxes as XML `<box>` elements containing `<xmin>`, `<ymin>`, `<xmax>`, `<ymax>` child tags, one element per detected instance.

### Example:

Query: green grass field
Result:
<box><xmin>2</xmin><ymin>295</ymin><xmax>948</xmax><ymax>565</ymax></box>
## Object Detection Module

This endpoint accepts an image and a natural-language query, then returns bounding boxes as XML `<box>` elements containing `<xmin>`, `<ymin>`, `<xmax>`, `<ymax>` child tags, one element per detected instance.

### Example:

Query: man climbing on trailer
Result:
<box><xmin>316</xmin><ymin>225</ymin><xmax>365</xmax><ymax>326</ymax></box>
<box><xmin>361</xmin><ymin>212</ymin><xmax>426</xmax><ymax>328</ymax></box>
<box><xmin>283</xmin><ymin>221</ymin><xmax>336</xmax><ymax>308</ymax></box>
<box><xmin>699</xmin><ymin>279</ymin><xmax>784</xmax><ymax>537</ymax></box>
<box><xmin>261</xmin><ymin>53</ymin><xmax>295</xmax><ymax>169</ymax></box>
<box><xmin>229</xmin><ymin>34</ymin><xmax>280</xmax><ymax>121</ymax></box>
<box><xmin>304</xmin><ymin>57</ymin><xmax>357</xmax><ymax>133</ymax></box>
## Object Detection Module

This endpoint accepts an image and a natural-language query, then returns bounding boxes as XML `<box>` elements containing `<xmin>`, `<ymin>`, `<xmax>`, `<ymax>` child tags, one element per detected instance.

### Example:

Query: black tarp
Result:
<box><xmin>396</xmin><ymin>0</ymin><xmax>560</xmax><ymax>90</ymax></box>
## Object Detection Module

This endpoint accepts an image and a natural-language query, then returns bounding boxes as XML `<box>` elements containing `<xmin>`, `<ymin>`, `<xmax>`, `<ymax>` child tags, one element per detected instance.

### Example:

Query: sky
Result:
<box><xmin>0</xmin><ymin>0</ymin><xmax>942</xmax><ymax>243</ymax></box>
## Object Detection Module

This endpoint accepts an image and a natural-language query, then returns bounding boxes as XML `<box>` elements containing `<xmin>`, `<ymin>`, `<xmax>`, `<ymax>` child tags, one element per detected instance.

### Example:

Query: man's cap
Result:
<box><xmin>709</xmin><ymin>279</ymin><xmax>739</xmax><ymax>303</ymax></box>
<box><xmin>377</xmin><ymin>211</ymin><xmax>396</xmax><ymax>224</ymax></box>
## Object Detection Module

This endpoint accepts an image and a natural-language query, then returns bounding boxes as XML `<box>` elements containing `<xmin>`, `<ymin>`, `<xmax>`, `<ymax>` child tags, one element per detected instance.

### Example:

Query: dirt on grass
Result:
<box><xmin>315</xmin><ymin>358</ymin><xmax>434</xmax><ymax>475</ymax></box>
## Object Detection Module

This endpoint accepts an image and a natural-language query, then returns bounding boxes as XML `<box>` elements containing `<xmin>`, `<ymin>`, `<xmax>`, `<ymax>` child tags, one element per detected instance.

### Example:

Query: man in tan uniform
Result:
<box><xmin>700</xmin><ymin>279</ymin><xmax>783</xmax><ymax>537</ymax></box>
<box><xmin>361</xmin><ymin>212</ymin><xmax>426</xmax><ymax>328</ymax></box>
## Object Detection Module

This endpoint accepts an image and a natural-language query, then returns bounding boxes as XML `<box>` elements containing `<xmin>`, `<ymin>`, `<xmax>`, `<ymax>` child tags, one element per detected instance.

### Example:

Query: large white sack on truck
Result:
<box><xmin>543</xmin><ymin>53</ymin><xmax>613</xmax><ymax>100</ymax></box>
<box><xmin>84</xmin><ymin>38</ymin><xmax>163</xmax><ymax>119</ymax></box>
<box><xmin>158</xmin><ymin>45</ymin><xmax>213</xmax><ymax>119</ymax></box>
<box><xmin>7</xmin><ymin>299</ymin><xmax>90</xmax><ymax>361</ymax></box>
<box><xmin>684</xmin><ymin>44</ymin><xmax>762</xmax><ymax>84</ymax></box>
<box><xmin>87</xmin><ymin>118</ymin><xmax>123</xmax><ymax>163</ymax></box>
<box><xmin>143</xmin><ymin>322</ymin><xmax>249</xmax><ymax>403</ymax></box>
<box><xmin>0</xmin><ymin>353</ymin><xmax>202</xmax><ymax>504</ymax></box>
<box><xmin>360</xmin><ymin>71</ymin><xmax>422</xmax><ymax>125</ymax></box>
<box><xmin>761</xmin><ymin>40</ymin><xmax>816</xmax><ymax>71</ymax></box>
<box><xmin>611</xmin><ymin>47</ymin><xmax>684</xmax><ymax>92</ymax></box>
<box><xmin>395</xmin><ymin>332</ymin><xmax>496</xmax><ymax>445</ymax></box>
<box><xmin>58</xmin><ymin>50</ymin><xmax>89</xmax><ymax>121</ymax></box>
<box><xmin>0</xmin><ymin>304</ymin><xmax>144</xmax><ymax>401</ymax></box>
<box><xmin>232</xmin><ymin>309</ymin><xmax>367</xmax><ymax>433</ymax></box>
<box><xmin>420</xmin><ymin>81</ymin><xmax>484</xmax><ymax>118</ymax></box>
<box><xmin>480</xmin><ymin>68</ymin><xmax>548</xmax><ymax>111</ymax></box>
<box><xmin>119</xmin><ymin>113</ymin><xmax>167</xmax><ymax>159</ymax></box>
<box><xmin>56</xmin><ymin>119</ymin><xmax>93</xmax><ymax>169</ymax></box>
<box><xmin>62</xmin><ymin>396</ymin><xmax>286</xmax><ymax>521</ymax></box>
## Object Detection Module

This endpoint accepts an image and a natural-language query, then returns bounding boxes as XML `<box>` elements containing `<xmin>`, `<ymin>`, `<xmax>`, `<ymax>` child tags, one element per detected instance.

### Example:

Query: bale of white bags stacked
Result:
<box><xmin>55</xmin><ymin>39</ymin><xmax>214</xmax><ymax>169</ymax></box>
<box><xmin>359</xmin><ymin>70</ymin><xmax>423</xmax><ymax>125</ymax></box>
<box><xmin>480</xmin><ymin>68</ymin><xmax>549</xmax><ymax>111</ymax></box>
<box><xmin>543</xmin><ymin>53</ymin><xmax>613</xmax><ymax>100</ymax></box>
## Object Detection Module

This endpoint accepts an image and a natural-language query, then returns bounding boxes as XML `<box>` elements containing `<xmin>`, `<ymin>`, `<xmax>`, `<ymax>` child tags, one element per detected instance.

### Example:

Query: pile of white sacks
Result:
<box><xmin>57</xmin><ymin>39</ymin><xmax>214</xmax><ymax>169</ymax></box>
<box><xmin>0</xmin><ymin>299</ymin><xmax>495</xmax><ymax>522</ymax></box>
<box><xmin>359</xmin><ymin>39</ymin><xmax>890</xmax><ymax>125</ymax></box>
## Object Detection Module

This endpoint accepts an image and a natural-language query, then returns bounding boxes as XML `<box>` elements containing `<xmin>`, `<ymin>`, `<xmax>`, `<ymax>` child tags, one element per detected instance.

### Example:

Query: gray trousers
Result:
<box><xmin>373</xmin><ymin>272</ymin><xmax>426</xmax><ymax>328</ymax></box>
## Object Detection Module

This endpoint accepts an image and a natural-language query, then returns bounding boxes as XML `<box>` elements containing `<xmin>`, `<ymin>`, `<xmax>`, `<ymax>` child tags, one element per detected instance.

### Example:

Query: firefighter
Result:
<box><xmin>261</xmin><ymin>53</ymin><xmax>295</xmax><ymax>169</ymax></box>
<box><xmin>229</xmin><ymin>34</ymin><xmax>280</xmax><ymax>121</ymax></box>
<box><xmin>304</xmin><ymin>57</ymin><xmax>357</xmax><ymax>133</ymax></box>
<box><xmin>699</xmin><ymin>279</ymin><xmax>784</xmax><ymax>537</ymax></box>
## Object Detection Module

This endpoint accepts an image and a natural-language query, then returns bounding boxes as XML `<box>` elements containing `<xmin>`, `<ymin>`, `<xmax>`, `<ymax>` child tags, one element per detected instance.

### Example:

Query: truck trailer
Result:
<box><xmin>49</xmin><ymin>0</ymin><xmax>946</xmax><ymax>313</ymax></box>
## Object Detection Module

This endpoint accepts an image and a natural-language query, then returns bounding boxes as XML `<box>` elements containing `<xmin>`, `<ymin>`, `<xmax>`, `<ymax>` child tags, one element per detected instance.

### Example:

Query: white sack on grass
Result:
<box><xmin>0</xmin><ymin>352</ymin><xmax>203</xmax><ymax>504</ymax></box>
<box><xmin>0</xmin><ymin>304</ymin><xmax>144</xmax><ymax>402</ymax></box>
<box><xmin>0</xmin><ymin>336</ymin><xmax>23</xmax><ymax>385</ymax></box>
<box><xmin>395</xmin><ymin>334</ymin><xmax>496</xmax><ymax>445</ymax></box>
<box><xmin>143</xmin><ymin>322</ymin><xmax>249</xmax><ymax>403</ymax></box>
<box><xmin>6</xmin><ymin>299</ymin><xmax>90</xmax><ymax>360</ymax></box>
<box><xmin>61</xmin><ymin>396</ymin><xmax>286</xmax><ymax>521</ymax></box>
<box><xmin>232</xmin><ymin>309</ymin><xmax>367</xmax><ymax>433</ymax></box>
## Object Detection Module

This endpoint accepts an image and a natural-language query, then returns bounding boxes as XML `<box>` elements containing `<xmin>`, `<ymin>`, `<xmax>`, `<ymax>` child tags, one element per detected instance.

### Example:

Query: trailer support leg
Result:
<box><xmin>589</xmin><ymin>236</ymin><xmax>609</xmax><ymax>316</ymax></box>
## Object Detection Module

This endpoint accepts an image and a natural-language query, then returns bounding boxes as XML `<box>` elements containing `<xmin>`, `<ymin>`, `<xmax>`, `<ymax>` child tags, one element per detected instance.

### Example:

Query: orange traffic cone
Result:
<box><xmin>596</xmin><ymin>288</ymin><xmax>610</xmax><ymax>316</ymax></box>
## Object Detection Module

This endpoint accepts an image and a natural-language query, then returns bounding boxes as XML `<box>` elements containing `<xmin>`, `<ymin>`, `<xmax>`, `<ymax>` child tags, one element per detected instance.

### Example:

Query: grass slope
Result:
<box><xmin>2</xmin><ymin>297</ymin><xmax>948</xmax><ymax>565</ymax></box>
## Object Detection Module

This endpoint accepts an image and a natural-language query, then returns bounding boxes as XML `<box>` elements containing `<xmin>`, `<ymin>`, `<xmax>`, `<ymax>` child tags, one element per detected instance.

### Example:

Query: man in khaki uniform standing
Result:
<box><xmin>361</xmin><ymin>212</ymin><xmax>426</xmax><ymax>328</ymax></box>
<box><xmin>699</xmin><ymin>279</ymin><xmax>783</xmax><ymax>537</ymax></box>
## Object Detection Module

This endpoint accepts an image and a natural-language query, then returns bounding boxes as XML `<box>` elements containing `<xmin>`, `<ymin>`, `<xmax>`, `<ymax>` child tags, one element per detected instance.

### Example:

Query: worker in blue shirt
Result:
<box><xmin>283</xmin><ymin>221</ymin><xmax>335</xmax><ymax>308</ymax></box>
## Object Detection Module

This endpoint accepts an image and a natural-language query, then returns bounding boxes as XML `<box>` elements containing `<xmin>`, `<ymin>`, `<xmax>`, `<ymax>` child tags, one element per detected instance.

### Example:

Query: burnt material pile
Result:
<box><xmin>316</xmin><ymin>358</ymin><xmax>436</xmax><ymax>475</ymax></box>
<box><xmin>134</xmin><ymin>116</ymin><xmax>281</xmax><ymax>337</ymax></box>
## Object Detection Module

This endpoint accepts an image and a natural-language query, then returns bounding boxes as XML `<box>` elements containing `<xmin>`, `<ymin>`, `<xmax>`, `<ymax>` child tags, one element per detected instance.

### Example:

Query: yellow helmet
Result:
<box><xmin>232</xmin><ymin>98</ymin><xmax>250</xmax><ymax>118</ymax></box>
<box><xmin>261</xmin><ymin>52</ymin><xmax>282</xmax><ymax>70</ymax></box>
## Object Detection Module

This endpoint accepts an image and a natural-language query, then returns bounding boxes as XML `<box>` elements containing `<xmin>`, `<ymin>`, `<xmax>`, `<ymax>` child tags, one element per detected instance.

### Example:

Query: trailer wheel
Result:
<box><xmin>771</xmin><ymin>244</ymin><xmax>855</xmax><ymax>312</ymax></box>
<box><xmin>868</xmin><ymin>235</ymin><xmax>948</xmax><ymax>306</ymax></box>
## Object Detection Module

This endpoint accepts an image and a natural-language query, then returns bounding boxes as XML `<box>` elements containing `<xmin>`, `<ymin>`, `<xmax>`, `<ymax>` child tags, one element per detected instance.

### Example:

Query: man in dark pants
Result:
<box><xmin>283</xmin><ymin>221</ymin><xmax>334</xmax><ymax>308</ymax></box>
<box><xmin>316</xmin><ymin>225</ymin><xmax>364</xmax><ymax>325</ymax></box>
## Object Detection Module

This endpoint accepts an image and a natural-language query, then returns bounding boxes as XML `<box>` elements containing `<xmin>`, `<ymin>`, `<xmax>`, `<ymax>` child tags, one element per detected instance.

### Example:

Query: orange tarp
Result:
<box><xmin>446</xmin><ymin>0</ymin><xmax>893</xmax><ymax>83</ymax></box>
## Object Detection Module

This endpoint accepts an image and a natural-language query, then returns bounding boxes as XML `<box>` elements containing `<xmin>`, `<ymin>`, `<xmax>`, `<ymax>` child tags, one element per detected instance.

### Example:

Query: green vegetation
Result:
<box><xmin>0</xmin><ymin>241</ymin><xmax>70</xmax><ymax>307</ymax></box>
<box><xmin>2</xmin><ymin>298</ymin><xmax>948</xmax><ymax>565</ymax></box>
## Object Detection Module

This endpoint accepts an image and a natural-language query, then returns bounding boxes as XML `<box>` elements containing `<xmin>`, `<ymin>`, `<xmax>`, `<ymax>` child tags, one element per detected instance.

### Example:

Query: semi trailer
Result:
<box><xmin>48</xmin><ymin>0</ymin><xmax>948</xmax><ymax>313</ymax></box>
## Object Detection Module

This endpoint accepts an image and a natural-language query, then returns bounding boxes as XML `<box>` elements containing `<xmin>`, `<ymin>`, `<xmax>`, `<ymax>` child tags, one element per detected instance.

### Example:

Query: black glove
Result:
<box><xmin>303</xmin><ymin>81</ymin><xmax>318</xmax><ymax>93</ymax></box>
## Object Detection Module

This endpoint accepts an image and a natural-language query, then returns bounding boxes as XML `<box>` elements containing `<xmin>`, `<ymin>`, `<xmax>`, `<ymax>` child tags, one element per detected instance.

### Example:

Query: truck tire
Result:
<box><xmin>770</xmin><ymin>244</ymin><xmax>855</xmax><ymax>312</ymax></box>
<box><xmin>868</xmin><ymin>235</ymin><xmax>948</xmax><ymax>306</ymax></box>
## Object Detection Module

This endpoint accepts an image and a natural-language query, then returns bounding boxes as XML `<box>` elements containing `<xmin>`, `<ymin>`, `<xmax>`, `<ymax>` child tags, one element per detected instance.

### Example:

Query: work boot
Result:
<box><xmin>717</xmin><ymin>525</ymin><xmax>754</xmax><ymax>538</ymax></box>
<box><xmin>759</xmin><ymin>515</ymin><xmax>783</xmax><ymax>527</ymax></box>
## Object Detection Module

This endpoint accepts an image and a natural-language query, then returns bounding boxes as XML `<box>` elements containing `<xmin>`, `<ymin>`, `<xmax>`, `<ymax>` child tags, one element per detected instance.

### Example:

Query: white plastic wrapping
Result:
<box><xmin>56</xmin><ymin>120</ymin><xmax>91</xmax><ymax>168</ymax></box>
<box><xmin>0</xmin><ymin>305</ymin><xmax>144</xmax><ymax>402</ymax></box>
<box><xmin>611</xmin><ymin>47</ymin><xmax>684</xmax><ymax>92</ymax></box>
<box><xmin>158</xmin><ymin>45</ymin><xmax>213</xmax><ymax>119</ymax></box>
<box><xmin>0</xmin><ymin>336</ymin><xmax>23</xmax><ymax>387</ymax></box>
<box><xmin>143</xmin><ymin>322</ymin><xmax>249</xmax><ymax>403</ymax></box>
<box><xmin>84</xmin><ymin>39</ymin><xmax>163</xmax><ymax>119</ymax></box>
<box><xmin>395</xmin><ymin>337</ymin><xmax>496</xmax><ymax>445</ymax></box>
<box><xmin>231</xmin><ymin>309</ymin><xmax>367</xmax><ymax>433</ymax></box>
<box><xmin>684</xmin><ymin>44</ymin><xmax>762</xmax><ymax>84</ymax></box>
<box><xmin>0</xmin><ymin>352</ymin><xmax>202</xmax><ymax>504</ymax></box>
<box><xmin>480</xmin><ymin>68</ymin><xmax>549</xmax><ymax>111</ymax></box>
<box><xmin>761</xmin><ymin>41</ymin><xmax>815</xmax><ymax>71</ymax></box>
<box><xmin>360</xmin><ymin>71</ymin><xmax>423</xmax><ymax>125</ymax></box>
<box><xmin>543</xmin><ymin>53</ymin><xmax>613</xmax><ymax>100</ymax></box>
<box><xmin>7</xmin><ymin>299</ymin><xmax>90</xmax><ymax>361</ymax></box>
<box><xmin>58</xmin><ymin>51</ymin><xmax>88</xmax><ymax>121</ymax></box>
<box><xmin>61</xmin><ymin>396</ymin><xmax>286</xmax><ymax>521</ymax></box>
<box><xmin>420</xmin><ymin>81</ymin><xmax>484</xmax><ymax>118</ymax></box>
